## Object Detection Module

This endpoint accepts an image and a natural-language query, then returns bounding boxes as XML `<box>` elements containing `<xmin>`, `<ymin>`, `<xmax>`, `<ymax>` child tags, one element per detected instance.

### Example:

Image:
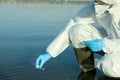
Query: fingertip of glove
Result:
<box><xmin>35</xmin><ymin>65</ymin><xmax>40</xmax><ymax>69</ymax></box>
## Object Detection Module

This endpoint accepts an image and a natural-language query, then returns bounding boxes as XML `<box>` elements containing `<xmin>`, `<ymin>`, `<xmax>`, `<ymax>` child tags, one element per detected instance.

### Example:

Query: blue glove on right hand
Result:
<box><xmin>84</xmin><ymin>39</ymin><xmax>104</xmax><ymax>52</ymax></box>
<box><xmin>35</xmin><ymin>52</ymin><xmax>52</xmax><ymax>70</ymax></box>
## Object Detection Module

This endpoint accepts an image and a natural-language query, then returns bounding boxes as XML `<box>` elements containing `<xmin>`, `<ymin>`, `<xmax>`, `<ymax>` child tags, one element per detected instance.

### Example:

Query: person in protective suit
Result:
<box><xmin>35</xmin><ymin>0</ymin><xmax>120</xmax><ymax>79</ymax></box>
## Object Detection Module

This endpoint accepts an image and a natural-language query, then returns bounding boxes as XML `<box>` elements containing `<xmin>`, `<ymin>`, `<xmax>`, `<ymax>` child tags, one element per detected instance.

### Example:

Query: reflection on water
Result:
<box><xmin>0</xmin><ymin>4</ymin><xmax>83</xmax><ymax>80</ymax></box>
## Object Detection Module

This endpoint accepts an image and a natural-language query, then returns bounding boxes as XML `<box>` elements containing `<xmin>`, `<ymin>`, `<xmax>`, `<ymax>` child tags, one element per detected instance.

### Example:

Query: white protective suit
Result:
<box><xmin>46</xmin><ymin>0</ymin><xmax>120</xmax><ymax>78</ymax></box>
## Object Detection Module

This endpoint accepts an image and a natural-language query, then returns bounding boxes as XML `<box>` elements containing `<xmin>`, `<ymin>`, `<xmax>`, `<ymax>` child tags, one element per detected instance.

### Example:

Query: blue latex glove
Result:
<box><xmin>35</xmin><ymin>52</ymin><xmax>52</xmax><ymax>70</ymax></box>
<box><xmin>84</xmin><ymin>39</ymin><xmax>104</xmax><ymax>52</ymax></box>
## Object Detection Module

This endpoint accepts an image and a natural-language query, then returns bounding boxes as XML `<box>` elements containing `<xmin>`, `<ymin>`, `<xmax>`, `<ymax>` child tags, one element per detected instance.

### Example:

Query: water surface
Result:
<box><xmin>0</xmin><ymin>4</ymin><xmax>84</xmax><ymax>80</ymax></box>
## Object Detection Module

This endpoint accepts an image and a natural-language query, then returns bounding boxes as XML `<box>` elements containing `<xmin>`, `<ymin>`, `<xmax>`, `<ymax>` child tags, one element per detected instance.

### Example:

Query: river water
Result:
<box><xmin>0</xmin><ymin>3</ymin><xmax>86</xmax><ymax>80</ymax></box>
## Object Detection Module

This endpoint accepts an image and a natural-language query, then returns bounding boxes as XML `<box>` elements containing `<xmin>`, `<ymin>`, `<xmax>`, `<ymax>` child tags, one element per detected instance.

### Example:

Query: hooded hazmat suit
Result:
<box><xmin>94</xmin><ymin>0</ymin><xmax>120</xmax><ymax>78</ymax></box>
<box><xmin>46</xmin><ymin>0</ymin><xmax>120</xmax><ymax>78</ymax></box>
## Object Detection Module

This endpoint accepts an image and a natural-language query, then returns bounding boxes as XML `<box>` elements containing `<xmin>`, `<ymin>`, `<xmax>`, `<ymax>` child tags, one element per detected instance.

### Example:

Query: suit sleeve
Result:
<box><xmin>46</xmin><ymin>19</ymin><xmax>75</xmax><ymax>57</ymax></box>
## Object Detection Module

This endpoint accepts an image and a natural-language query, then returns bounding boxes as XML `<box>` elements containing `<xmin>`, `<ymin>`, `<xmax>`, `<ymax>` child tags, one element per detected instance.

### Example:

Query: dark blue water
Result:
<box><xmin>0</xmin><ymin>4</ymin><xmax>83</xmax><ymax>80</ymax></box>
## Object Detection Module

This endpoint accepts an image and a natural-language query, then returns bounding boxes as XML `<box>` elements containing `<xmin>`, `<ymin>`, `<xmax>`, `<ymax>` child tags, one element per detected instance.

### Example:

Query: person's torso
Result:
<box><xmin>95</xmin><ymin>2</ymin><xmax>120</xmax><ymax>39</ymax></box>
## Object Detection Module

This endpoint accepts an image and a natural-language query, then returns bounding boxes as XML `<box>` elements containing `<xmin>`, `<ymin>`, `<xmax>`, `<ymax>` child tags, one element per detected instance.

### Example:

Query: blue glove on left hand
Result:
<box><xmin>84</xmin><ymin>39</ymin><xmax>104</xmax><ymax>52</ymax></box>
<box><xmin>35</xmin><ymin>52</ymin><xmax>52</xmax><ymax>70</ymax></box>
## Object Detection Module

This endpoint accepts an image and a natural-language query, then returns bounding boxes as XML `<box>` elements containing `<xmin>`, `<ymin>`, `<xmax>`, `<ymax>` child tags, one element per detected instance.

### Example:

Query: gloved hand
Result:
<box><xmin>84</xmin><ymin>39</ymin><xmax>104</xmax><ymax>52</ymax></box>
<box><xmin>35</xmin><ymin>52</ymin><xmax>52</xmax><ymax>70</ymax></box>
